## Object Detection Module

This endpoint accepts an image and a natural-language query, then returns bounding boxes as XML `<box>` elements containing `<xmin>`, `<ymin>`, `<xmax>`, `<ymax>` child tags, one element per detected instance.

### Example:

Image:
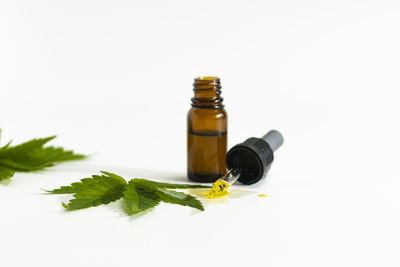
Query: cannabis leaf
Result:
<box><xmin>59</xmin><ymin>172</ymin><xmax>127</xmax><ymax>210</ymax></box>
<box><xmin>131</xmin><ymin>179</ymin><xmax>205</xmax><ymax>211</ymax></box>
<box><xmin>158</xmin><ymin>188</ymin><xmax>204</xmax><ymax>210</ymax></box>
<box><xmin>46</xmin><ymin>171</ymin><xmax>210</xmax><ymax>216</ymax></box>
<box><xmin>132</xmin><ymin>179</ymin><xmax>210</xmax><ymax>189</ymax></box>
<box><xmin>0</xmin><ymin>130</ymin><xmax>85</xmax><ymax>181</ymax></box>
<box><xmin>122</xmin><ymin>180</ymin><xmax>160</xmax><ymax>215</ymax></box>
<box><xmin>46</xmin><ymin>171</ymin><xmax>126</xmax><ymax>195</ymax></box>
<box><xmin>44</xmin><ymin>178</ymin><xmax>96</xmax><ymax>194</ymax></box>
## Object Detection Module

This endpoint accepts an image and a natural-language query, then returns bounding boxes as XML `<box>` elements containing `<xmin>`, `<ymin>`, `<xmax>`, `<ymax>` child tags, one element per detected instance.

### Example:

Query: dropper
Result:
<box><xmin>206</xmin><ymin>130</ymin><xmax>284</xmax><ymax>198</ymax></box>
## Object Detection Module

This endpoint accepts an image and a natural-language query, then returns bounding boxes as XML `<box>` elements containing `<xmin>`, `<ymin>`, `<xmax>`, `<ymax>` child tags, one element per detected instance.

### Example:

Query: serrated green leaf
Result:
<box><xmin>100</xmin><ymin>171</ymin><xmax>128</xmax><ymax>185</ymax></box>
<box><xmin>45</xmin><ymin>185</ymin><xmax>79</xmax><ymax>194</ymax></box>
<box><xmin>0</xmin><ymin>136</ymin><xmax>56</xmax><ymax>157</ymax></box>
<box><xmin>0</xmin><ymin>158</ymin><xmax>53</xmax><ymax>171</ymax></box>
<box><xmin>62</xmin><ymin>173</ymin><xmax>127</xmax><ymax>210</ymax></box>
<box><xmin>46</xmin><ymin>173</ymin><xmax>124</xmax><ymax>195</ymax></box>
<box><xmin>131</xmin><ymin>179</ymin><xmax>204</xmax><ymax>211</ymax></box>
<box><xmin>48</xmin><ymin>172</ymin><xmax>207</xmax><ymax>216</ymax></box>
<box><xmin>44</xmin><ymin>178</ymin><xmax>95</xmax><ymax>194</ymax></box>
<box><xmin>0</xmin><ymin>166</ymin><xmax>15</xmax><ymax>181</ymax></box>
<box><xmin>28</xmin><ymin>146</ymin><xmax>86</xmax><ymax>162</ymax></box>
<box><xmin>133</xmin><ymin>178</ymin><xmax>210</xmax><ymax>189</ymax></box>
<box><xmin>155</xmin><ymin>187</ymin><xmax>204</xmax><ymax>211</ymax></box>
<box><xmin>122</xmin><ymin>180</ymin><xmax>160</xmax><ymax>215</ymax></box>
<box><xmin>0</xmin><ymin>131</ymin><xmax>85</xmax><ymax>182</ymax></box>
<box><xmin>0</xmin><ymin>146</ymin><xmax>85</xmax><ymax>171</ymax></box>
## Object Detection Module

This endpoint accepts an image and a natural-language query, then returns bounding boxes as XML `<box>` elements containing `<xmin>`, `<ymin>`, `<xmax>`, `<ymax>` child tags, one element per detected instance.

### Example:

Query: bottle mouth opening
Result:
<box><xmin>195</xmin><ymin>76</ymin><xmax>219</xmax><ymax>81</ymax></box>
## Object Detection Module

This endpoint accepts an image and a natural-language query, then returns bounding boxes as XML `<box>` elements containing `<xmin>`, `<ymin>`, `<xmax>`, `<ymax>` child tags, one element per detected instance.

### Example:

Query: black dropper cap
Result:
<box><xmin>226</xmin><ymin>130</ymin><xmax>284</xmax><ymax>185</ymax></box>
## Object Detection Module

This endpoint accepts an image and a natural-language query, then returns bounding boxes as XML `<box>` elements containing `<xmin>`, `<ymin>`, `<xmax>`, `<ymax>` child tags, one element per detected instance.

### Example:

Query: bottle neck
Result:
<box><xmin>191</xmin><ymin>76</ymin><xmax>224</xmax><ymax>109</ymax></box>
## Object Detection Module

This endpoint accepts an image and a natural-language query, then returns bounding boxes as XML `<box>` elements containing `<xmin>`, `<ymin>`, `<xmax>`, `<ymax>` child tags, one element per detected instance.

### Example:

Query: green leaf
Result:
<box><xmin>0</xmin><ymin>166</ymin><xmax>15</xmax><ymax>181</ymax></box>
<box><xmin>62</xmin><ymin>173</ymin><xmax>127</xmax><ymax>210</ymax></box>
<box><xmin>100</xmin><ymin>171</ymin><xmax>128</xmax><ymax>185</ymax></box>
<box><xmin>0</xmin><ymin>147</ymin><xmax>86</xmax><ymax>171</ymax></box>
<box><xmin>0</xmin><ymin>131</ymin><xmax>85</xmax><ymax>182</ymax></box>
<box><xmin>132</xmin><ymin>179</ymin><xmax>204</xmax><ymax>211</ymax></box>
<box><xmin>122</xmin><ymin>180</ymin><xmax>160</xmax><ymax>215</ymax></box>
<box><xmin>28</xmin><ymin>146</ymin><xmax>86</xmax><ymax>162</ymax></box>
<box><xmin>155</xmin><ymin>187</ymin><xmax>204</xmax><ymax>211</ymax></box>
<box><xmin>133</xmin><ymin>178</ymin><xmax>211</xmax><ymax>189</ymax></box>
<box><xmin>46</xmin><ymin>172</ymin><xmax>124</xmax><ymax>194</ymax></box>
<box><xmin>0</xmin><ymin>158</ymin><xmax>53</xmax><ymax>171</ymax></box>
<box><xmin>0</xmin><ymin>136</ymin><xmax>56</xmax><ymax>157</ymax></box>
<box><xmin>44</xmin><ymin>178</ymin><xmax>96</xmax><ymax>194</ymax></box>
<box><xmin>48</xmin><ymin>172</ymin><xmax>207</xmax><ymax>216</ymax></box>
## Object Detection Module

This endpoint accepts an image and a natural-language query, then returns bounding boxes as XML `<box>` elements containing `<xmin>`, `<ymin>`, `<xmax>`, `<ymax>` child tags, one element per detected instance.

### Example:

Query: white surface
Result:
<box><xmin>1</xmin><ymin>0</ymin><xmax>399</xmax><ymax>266</ymax></box>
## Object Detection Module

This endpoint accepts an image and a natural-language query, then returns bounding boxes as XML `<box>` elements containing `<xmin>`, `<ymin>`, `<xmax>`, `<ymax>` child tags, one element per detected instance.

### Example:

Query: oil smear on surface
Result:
<box><xmin>204</xmin><ymin>179</ymin><xmax>231</xmax><ymax>199</ymax></box>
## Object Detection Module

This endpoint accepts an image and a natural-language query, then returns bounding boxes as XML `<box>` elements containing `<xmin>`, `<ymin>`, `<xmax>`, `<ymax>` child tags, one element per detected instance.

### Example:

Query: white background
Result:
<box><xmin>1</xmin><ymin>0</ymin><xmax>399</xmax><ymax>266</ymax></box>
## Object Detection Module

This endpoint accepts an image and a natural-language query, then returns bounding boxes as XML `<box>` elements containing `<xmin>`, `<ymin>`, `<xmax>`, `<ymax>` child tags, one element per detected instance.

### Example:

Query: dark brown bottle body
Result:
<box><xmin>187</xmin><ymin>77</ymin><xmax>227</xmax><ymax>182</ymax></box>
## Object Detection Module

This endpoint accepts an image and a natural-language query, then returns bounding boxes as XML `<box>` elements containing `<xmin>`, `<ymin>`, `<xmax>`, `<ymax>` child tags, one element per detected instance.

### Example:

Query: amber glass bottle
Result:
<box><xmin>187</xmin><ymin>76</ymin><xmax>228</xmax><ymax>182</ymax></box>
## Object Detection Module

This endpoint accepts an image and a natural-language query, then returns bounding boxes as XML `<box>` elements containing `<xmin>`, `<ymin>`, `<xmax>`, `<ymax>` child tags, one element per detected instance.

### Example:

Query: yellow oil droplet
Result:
<box><xmin>258</xmin><ymin>194</ymin><xmax>268</xmax><ymax>198</ymax></box>
<box><xmin>204</xmin><ymin>179</ymin><xmax>231</xmax><ymax>199</ymax></box>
